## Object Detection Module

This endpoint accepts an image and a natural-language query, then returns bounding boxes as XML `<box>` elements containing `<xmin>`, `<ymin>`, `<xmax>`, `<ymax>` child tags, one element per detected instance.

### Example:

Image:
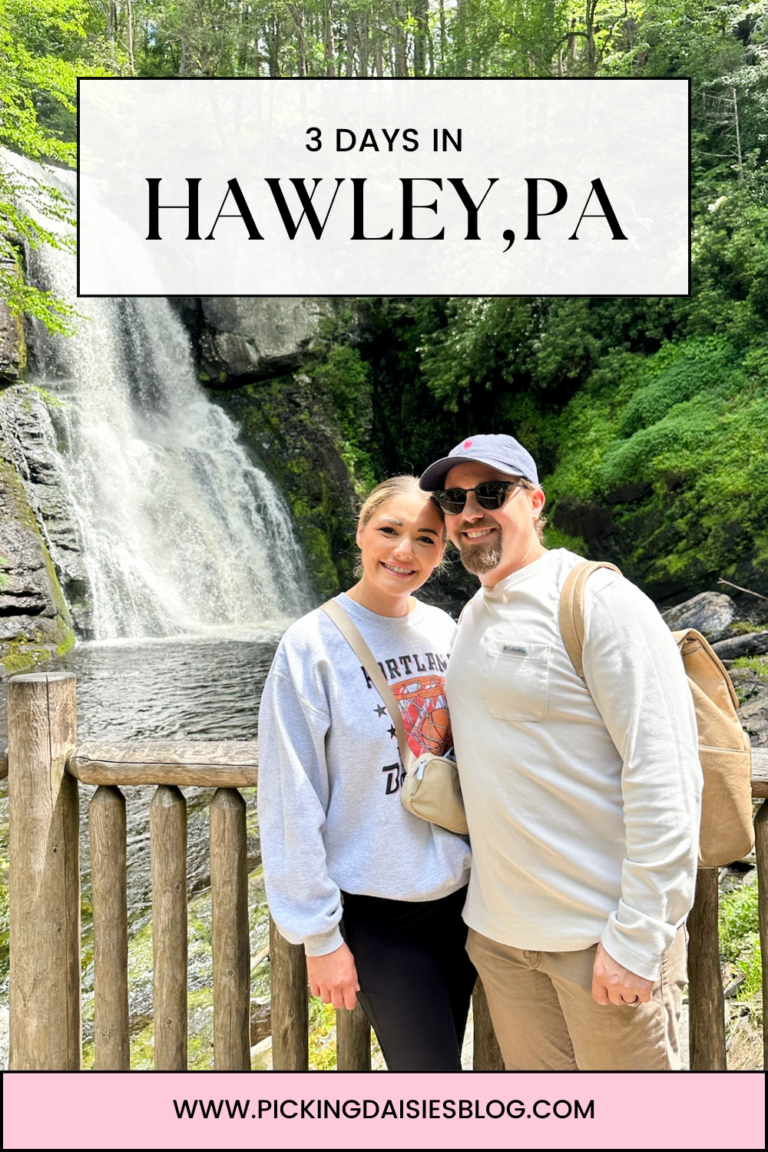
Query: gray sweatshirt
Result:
<box><xmin>257</xmin><ymin>593</ymin><xmax>471</xmax><ymax>956</ymax></box>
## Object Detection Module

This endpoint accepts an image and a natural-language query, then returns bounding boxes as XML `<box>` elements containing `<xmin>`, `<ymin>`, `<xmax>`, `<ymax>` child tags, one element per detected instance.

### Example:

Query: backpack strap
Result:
<box><xmin>559</xmin><ymin>560</ymin><xmax>622</xmax><ymax>680</ymax></box>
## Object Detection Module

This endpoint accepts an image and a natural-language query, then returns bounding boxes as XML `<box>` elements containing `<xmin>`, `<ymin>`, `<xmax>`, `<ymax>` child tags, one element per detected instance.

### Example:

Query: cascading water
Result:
<box><xmin>6</xmin><ymin>152</ymin><xmax>312</xmax><ymax>639</ymax></box>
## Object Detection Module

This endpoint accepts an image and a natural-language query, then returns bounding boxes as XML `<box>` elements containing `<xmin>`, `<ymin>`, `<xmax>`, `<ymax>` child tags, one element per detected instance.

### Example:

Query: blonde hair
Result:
<box><xmin>359</xmin><ymin>475</ymin><xmax>439</xmax><ymax>525</ymax></box>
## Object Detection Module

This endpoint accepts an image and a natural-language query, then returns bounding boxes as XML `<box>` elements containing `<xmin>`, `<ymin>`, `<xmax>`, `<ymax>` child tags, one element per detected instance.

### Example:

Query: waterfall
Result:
<box><xmin>5</xmin><ymin>151</ymin><xmax>312</xmax><ymax>639</ymax></box>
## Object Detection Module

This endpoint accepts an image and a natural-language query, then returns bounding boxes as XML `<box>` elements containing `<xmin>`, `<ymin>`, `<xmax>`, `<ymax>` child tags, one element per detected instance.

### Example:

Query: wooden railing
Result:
<box><xmin>2</xmin><ymin>670</ymin><xmax>767</xmax><ymax>1071</ymax></box>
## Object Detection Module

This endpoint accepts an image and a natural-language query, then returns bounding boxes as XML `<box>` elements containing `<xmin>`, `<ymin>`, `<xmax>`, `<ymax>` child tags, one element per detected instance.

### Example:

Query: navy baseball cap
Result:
<box><xmin>419</xmin><ymin>434</ymin><xmax>539</xmax><ymax>491</ymax></box>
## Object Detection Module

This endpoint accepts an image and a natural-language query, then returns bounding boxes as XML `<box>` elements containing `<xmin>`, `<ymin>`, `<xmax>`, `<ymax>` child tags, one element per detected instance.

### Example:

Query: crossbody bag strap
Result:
<box><xmin>558</xmin><ymin>560</ymin><xmax>622</xmax><ymax>680</ymax></box>
<box><xmin>319</xmin><ymin>599</ymin><xmax>416</xmax><ymax>771</ymax></box>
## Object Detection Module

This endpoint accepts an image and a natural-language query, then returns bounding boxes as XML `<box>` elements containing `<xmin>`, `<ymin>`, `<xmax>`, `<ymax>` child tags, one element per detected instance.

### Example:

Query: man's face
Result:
<box><xmin>442</xmin><ymin>461</ymin><xmax>546</xmax><ymax>585</ymax></box>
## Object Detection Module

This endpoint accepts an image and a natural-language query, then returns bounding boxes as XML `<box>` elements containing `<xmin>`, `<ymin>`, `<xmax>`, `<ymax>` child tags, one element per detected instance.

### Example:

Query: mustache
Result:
<box><xmin>456</xmin><ymin>519</ymin><xmax>499</xmax><ymax>535</ymax></box>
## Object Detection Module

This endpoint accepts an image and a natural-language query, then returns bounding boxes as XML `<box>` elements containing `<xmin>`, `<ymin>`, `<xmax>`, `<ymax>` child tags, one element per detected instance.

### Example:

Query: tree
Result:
<box><xmin>0</xmin><ymin>0</ymin><xmax>106</xmax><ymax>332</ymax></box>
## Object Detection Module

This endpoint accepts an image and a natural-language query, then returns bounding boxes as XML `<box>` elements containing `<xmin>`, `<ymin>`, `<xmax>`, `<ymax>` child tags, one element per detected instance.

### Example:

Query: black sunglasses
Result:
<box><xmin>432</xmin><ymin>479</ymin><xmax>525</xmax><ymax>515</ymax></box>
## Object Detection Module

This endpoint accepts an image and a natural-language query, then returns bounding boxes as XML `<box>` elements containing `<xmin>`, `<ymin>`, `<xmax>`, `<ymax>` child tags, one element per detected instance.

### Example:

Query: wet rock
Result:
<box><xmin>0</xmin><ymin>385</ymin><xmax>88</xmax><ymax>632</ymax></box>
<box><xmin>0</xmin><ymin>256</ymin><xmax>25</xmax><ymax>386</ymax></box>
<box><xmin>728</xmin><ymin>668</ymin><xmax>768</xmax><ymax>747</ymax></box>
<box><xmin>712</xmin><ymin>631</ymin><xmax>768</xmax><ymax>660</ymax></box>
<box><xmin>662</xmin><ymin>591</ymin><xmax>736</xmax><ymax>640</ymax></box>
<box><xmin>0</xmin><ymin>398</ymin><xmax>75</xmax><ymax>670</ymax></box>
<box><xmin>198</xmin><ymin>298</ymin><xmax>340</xmax><ymax>387</ymax></box>
<box><xmin>220</xmin><ymin>373</ymin><xmax>358</xmax><ymax>598</ymax></box>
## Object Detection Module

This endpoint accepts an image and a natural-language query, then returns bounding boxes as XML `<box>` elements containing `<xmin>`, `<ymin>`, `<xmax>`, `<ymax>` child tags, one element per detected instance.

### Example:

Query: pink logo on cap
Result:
<box><xmin>463</xmin><ymin>439</ymin><xmax>473</xmax><ymax>448</ymax></box>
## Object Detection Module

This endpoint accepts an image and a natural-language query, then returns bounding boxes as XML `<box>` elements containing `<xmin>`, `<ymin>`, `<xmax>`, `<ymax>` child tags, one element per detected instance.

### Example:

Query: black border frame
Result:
<box><xmin>75</xmin><ymin>75</ymin><xmax>692</xmax><ymax>301</ymax></box>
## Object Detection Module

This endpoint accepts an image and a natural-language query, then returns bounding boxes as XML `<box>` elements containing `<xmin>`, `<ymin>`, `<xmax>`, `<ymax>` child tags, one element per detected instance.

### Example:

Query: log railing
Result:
<box><xmin>3</xmin><ymin>670</ymin><xmax>767</xmax><ymax>1071</ymax></box>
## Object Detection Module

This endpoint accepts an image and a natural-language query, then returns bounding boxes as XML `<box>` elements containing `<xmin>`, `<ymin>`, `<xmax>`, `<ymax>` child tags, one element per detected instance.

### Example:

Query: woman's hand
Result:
<box><xmin>306</xmin><ymin>941</ymin><xmax>360</xmax><ymax>1010</ymax></box>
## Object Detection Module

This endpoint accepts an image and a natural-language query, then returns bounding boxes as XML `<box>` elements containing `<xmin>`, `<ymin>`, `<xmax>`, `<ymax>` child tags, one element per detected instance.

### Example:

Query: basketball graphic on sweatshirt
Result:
<box><xmin>392</xmin><ymin>675</ymin><xmax>452</xmax><ymax>759</ymax></box>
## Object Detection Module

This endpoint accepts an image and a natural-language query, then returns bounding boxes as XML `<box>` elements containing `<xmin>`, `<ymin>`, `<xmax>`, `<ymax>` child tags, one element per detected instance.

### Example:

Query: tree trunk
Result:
<box><xmin>586</xmin><ymin>0</ymin><xmax>599</xmax><ymax>76</ymax></box>
<box><xmin>345</xmin><ymin>8</ymin><xmax>356</xmax><ymax>77</ymax></box>
<box><xmin>267</xmin><ymin>16</ymin><xmax>281</xmax><ymax>77</ymax></box>
<box><xmin>413</xmin><ymin>0</ymin><xmax>428</xmax><ymax>77</ymax></box>
<box><xmin>324</xmin><ymin>1</ymin><xmax>337</xmax><ymax>77</ymax></box>
<box><xmin>393</xmin><ymin>0</ymin><xmax>407</xmax><ymax>77</ymax></box>
<box><xmin>438</xmin><ymin>0</ymin><xmax>446</xmax><ymax>70</ymax></box>
<box><xmin>358</xmin><ymin>7</ymin><xmax>369</xmax><ymax>77</ymax></box>
<box><xmin>125</xmin><ymin>0</ymin><xmax>135</xmax><ymax>74</ymax></box>
<box><xmin>297</xmin><ymin>7</ymin><xmax>307</xmax><ymax>77</ymax></box>
<box><xmin>238</xmin><ymin>4</ymin><xmax>250</xmax><ymax>73</ymax></box>
<box><xmin>373</xmin><ymin>25</ymin><xmax>383</xmax><ymax>76</ymax></box>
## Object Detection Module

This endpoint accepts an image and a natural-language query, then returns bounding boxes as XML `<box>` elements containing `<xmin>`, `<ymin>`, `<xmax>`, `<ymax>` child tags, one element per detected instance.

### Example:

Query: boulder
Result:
<box><xmin>199</xmin><ymin>298</ymin><xmax>340</xmax><ymax>386</ymax></box>
<box><xmin>662</xmin><ymin>591</ymin><xmax>736</xmax><ymax>639</ymax></box>
<box><xmin>712</xmin><ymin>631</ymin><xmax>768</xmax><ymax>660</ymax></box>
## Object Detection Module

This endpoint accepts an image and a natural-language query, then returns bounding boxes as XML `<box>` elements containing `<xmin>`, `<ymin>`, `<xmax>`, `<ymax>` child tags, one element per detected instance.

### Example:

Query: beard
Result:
<box><xmin>456</xmin><ymin>521</ymin><xmax>502</xmax><ymax>574</ymax></box>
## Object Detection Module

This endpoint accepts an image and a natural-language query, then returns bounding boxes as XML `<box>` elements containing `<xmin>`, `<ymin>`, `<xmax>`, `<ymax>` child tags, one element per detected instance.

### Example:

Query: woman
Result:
<box><xmin>258</xmin><ymin>476</ymin><xmax>475</xmax><ymax>1071</ymax></box>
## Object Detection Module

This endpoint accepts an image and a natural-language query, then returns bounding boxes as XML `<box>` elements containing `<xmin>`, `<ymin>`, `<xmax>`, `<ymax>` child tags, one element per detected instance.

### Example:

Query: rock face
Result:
<box><xmin>219</xmin><ymin>373</ymin><xmax>359</xmax><ymax>599</ymax></box>
<box><xmin>0</xmin><ymin>260</ymin><xmax>26</xmax><ymax>385</ymax></box>
<box><xmin>0</xmin><ymin>388</ymin><xmax>75</xmax><ymax>670</ymax></box>
<box><xmin>0</xmin><ymin>386</ymin><xmax>88</xmax><ymax>620</ymax></box>
<box><xmin>193</xmin><ymin>298</ymin><xmax>341</xmax><ymax>387</ymax></box>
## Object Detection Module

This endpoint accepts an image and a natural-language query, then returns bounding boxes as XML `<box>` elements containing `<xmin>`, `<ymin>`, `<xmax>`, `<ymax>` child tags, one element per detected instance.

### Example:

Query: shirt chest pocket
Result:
<box><xmin>482</xmin><ymin>640</ymin><xmax>551</xmax><ymax>722</ymax></box>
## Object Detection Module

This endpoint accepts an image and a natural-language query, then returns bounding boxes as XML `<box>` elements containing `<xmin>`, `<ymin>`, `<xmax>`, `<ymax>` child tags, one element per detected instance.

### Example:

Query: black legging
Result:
<box><xmin>339</xmin><ymin>885</ymin><xmax>477</xmax><ymax>1071</ymax></box>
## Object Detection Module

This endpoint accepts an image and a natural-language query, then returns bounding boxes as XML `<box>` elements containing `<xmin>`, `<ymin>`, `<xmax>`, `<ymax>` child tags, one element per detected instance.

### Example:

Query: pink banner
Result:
<box><xmin>3</xmin><ymin>1071</ymin><xmax>764</xmax><ymax>1149</ymax></box>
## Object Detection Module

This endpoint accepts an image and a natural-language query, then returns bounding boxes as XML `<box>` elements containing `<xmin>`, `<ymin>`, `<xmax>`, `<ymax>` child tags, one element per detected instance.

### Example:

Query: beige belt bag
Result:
<box><xmin>320</xmin><ymin>600</ymin><xmax>468</xmax><ymax>836</ymax></box>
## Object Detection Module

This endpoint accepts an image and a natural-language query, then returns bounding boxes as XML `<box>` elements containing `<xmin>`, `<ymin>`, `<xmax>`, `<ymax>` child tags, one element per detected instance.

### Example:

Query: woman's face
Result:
<box><xmin>356</xmin><ymin>491</ymin><xmax>445</xmax><ymax>600</ymax></box>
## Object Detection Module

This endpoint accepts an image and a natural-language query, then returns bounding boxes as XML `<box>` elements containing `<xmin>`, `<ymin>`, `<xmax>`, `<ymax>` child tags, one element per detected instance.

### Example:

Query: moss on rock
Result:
<box><xmin>0</xmin><ymin>451</ymin><xmax>75</xmax><ymax>673</ymax></box>
<box><xmin>220</xmin><ymin>375</ymin><xmax>359</xmax><ymax>599</ymax></box>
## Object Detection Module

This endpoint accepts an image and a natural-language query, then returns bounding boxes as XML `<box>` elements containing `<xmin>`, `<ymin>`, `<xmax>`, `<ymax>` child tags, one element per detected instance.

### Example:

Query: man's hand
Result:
<box><xmin>306</xmin><ymin>941</ymin><xmax>360</xmax><ymax>1010</ymax></box>
<box><xmin>591</xmin><ymin>942</ymin><xmax>654</xmax><ymax>1007</ymax></box>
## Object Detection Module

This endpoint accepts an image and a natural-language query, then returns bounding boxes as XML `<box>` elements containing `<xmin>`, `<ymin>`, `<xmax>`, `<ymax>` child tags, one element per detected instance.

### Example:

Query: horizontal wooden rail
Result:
<box><xmin>66</xmin><ymin>741</ymin><xmax>258</xmax><ymax>787</ymax></box>
<box><xmin>752</xmin><ymin>747</ymin><xmax>768</xmax><ymax>796</ymax></box>
<box><xmin>0</xmin><ymin>742</ymin><xmax>766</xmax><ymax>790</ymax></box>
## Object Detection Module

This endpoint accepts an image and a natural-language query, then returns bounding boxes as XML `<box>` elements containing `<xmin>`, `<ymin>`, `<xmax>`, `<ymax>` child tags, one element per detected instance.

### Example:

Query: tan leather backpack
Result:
<box><xmin>559</xmin><ymin>560</ymin><xmax>754</xmax><ymax>869</ymax></box>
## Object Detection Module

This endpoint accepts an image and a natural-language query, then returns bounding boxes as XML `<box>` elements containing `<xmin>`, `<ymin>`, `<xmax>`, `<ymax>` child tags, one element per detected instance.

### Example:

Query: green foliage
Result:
<box><xmin>543</xmin><ymin>337</ymin><xmax>768</xmax><ymax>589</ymax></box>
<box><xmin>732</xmin><ymin>654</ymin><xmax>768</xmax><ymax>678</ymax></box>
<box><xmin>720</xmin><ymin>879</ymin><xmax>762</xmax><ymax>1008</ymax></box>
<box><xmin>0</xmin><ymin>0</ymin><xmax>108</xmax><ymax>332</ymax></box>
<box><xmin>309</xmin><ymin>343</ymin><xmax>376</xmax><ymax>494</ymax></box>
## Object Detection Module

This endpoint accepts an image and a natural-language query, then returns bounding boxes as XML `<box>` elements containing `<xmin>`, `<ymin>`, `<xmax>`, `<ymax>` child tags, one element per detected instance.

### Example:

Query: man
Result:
<box><xmin>419</xmin><ymin>433</ymin><xmax>702</xmax><ymax>1071</ymax></box>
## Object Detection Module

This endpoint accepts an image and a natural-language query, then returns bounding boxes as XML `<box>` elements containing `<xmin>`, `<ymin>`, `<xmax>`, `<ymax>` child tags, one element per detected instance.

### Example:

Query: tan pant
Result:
<box><xmin>467</xmin><ymin>926</ymin><xmax>687</xmax><ymax>1071</ymax></box>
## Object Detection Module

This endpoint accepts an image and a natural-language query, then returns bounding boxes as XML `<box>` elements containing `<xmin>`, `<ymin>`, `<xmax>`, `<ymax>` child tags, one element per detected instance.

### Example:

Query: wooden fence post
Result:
<box><xmin>8</xmin><ymin>672</ymin><xmax>80</xmax><ymax>1070</ymax></box>
<box><xmin>90</xmin><ymin>785</ymin><xmax>130</xmax><ymax>1069</ymax></box>
<box><xmin>472</xmin><ymin>979</ymin><xmax>504</xmax><ymax>1070</ymax></box>
<box><xmin>336</xmin><ymin>1004</ymin><xmax>371</xmax><ymax>1070</ymax></box>
<box><xmin>151</xmin><ymin>784</ymin><xmax>188</xmax><ymax>1069</ymax></box>
<box><xmin>755</xmin><ymin>800</ymin><xmax>768</xmax><ymax>1070</ymax></box>
<box><xmin>687</xmin><ymin>867</ymin><xmax>726</xmax><ymax>1070</ymax></box>
<box><xmin>269</xmin><ymin>917</ymin><xmax>308</xmax><ymax>1070</ymax></box>
<box><xmin>210</xmin><ymin>788</ymin><xmax>250</xmax><ymax>1070</ymax></box>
